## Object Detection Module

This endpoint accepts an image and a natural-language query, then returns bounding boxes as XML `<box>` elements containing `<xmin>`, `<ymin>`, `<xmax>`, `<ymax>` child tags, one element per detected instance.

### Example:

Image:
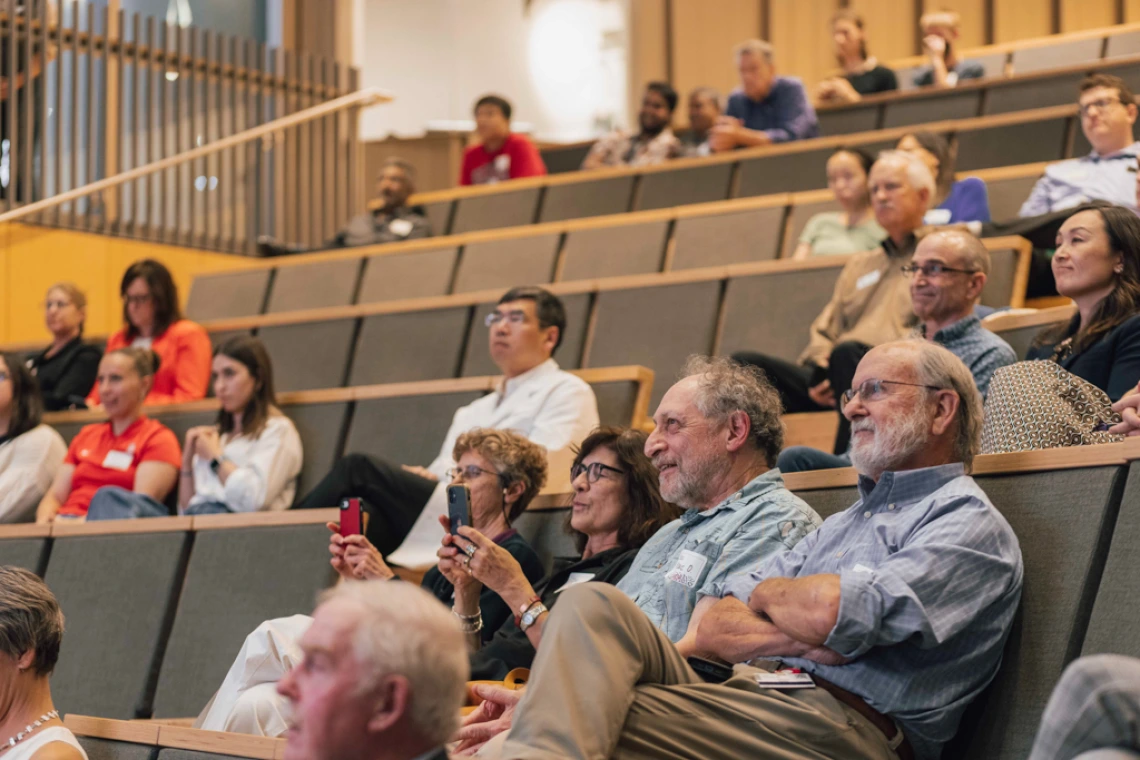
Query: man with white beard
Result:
<box><xmin>472</xmin><ymin>340</ymin><xmax>1024</xmax><ymax>760</ymax></box>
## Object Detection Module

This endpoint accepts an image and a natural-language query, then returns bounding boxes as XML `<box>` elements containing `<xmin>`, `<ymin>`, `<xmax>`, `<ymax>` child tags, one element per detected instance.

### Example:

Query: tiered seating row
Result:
<box><xmin>66</xmin><ymin>716</ymin><xmax>283</xmax><ymax>760</ymax></box>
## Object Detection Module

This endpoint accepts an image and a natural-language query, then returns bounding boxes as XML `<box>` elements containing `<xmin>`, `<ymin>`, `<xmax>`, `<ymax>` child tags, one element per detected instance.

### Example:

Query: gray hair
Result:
<box><xmin>319</xmin><ymin>581</ymin><xmax>468</xmax><ymax>745</ymax></box>
<box><xmin>923</xmin><ymin>229</ymin><xmax>991</xmax><ymax>276</ymax></box>
<box><xmin>873</xmin><ymin>149</ymin><xmax>937</xmax><ymax>199</ymax></box>
<box><xmin>680</xmin><ymin>355</ymin><xmax>784</xmax><ymax>466</ymax></box>
<box><xmin>734</xmin><ymin>39</ymin><xmax>774</xmax><ymax>63</ymax></box>
<box><xmin>903</xmin><ymin>339</ymin><xmax>983</xmax><ymax>470</ymax></box>
<box><xmin>0</xmin><ymin>567</ymin><xmax>64</xmax><ymax>677</ymax></box>
<box><xmin>379</xmin><ymin>158</ymin><xmax>417</xmax><ymax>192</ymax></box>
<box><xmin>689</xmin><ymin>86</ymin><xmax>722</xmax><ymax>111</ymax></box>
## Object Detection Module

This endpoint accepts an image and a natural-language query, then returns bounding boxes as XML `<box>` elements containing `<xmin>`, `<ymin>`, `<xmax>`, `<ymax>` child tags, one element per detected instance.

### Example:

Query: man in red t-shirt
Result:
<box><xmin>459</xmin><ymin>94</ymin><xmax>547</xmax><ymax>186</ymax></box>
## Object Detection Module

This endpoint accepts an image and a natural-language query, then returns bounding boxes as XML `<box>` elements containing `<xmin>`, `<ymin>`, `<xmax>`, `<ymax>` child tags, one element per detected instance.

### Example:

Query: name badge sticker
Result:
<box><xmin>102</xmin><ymin>450</ymin><xmax>133</xmax><ymax>472</ymax></box>
<box><xmin>554</xmin><ymin>572</ymin><xmax>596</xmax><ymax>593</ymax></box>
<box><xmin>855</xmin><ymin>269</ymin><xmax>882</xmax><ymax>291</ymax></box>
<box><xmin>388</xmin><ymin>218</ymin><xmax>414</xmax><ymax>237</ymax></box>
<box><xmin>664</xmin><ymin>549</ymin><xmax>708</xmax><ymax>589</ymax></box>
<box><xmin>754</xmin><ymin>671</ymin><xmax>816</xmax><ymax>689</ymax></box>
<box><xmin>924</xmin><ymin>208</ymin><xmax>952</xmax><ymax>226</ymax></box>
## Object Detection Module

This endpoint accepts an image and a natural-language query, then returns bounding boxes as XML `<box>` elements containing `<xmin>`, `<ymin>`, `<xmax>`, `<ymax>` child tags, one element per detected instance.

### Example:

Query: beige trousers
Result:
<box><xmin>495</xmin><ymin>584</ymin><xmax>901</xmax><ymax>760</ymax></box>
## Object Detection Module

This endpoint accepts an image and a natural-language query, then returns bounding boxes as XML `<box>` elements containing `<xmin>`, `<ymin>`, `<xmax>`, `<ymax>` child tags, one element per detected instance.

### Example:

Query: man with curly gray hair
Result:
<box><xmin>612</xmin><ymin>354</ymin><xmax>822</xmax><ymax>648</ymax></box>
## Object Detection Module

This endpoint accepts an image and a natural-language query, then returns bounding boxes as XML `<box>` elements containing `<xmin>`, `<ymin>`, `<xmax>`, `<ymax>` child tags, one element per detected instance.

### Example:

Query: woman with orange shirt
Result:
<box><xmin>37</xmin><ymin>348</ymin><xmax>181</xmax><ymax>522</ymax></box>
<box><xmin>87</xmin><ymin>259</ymin><xmax>211</xmax><ymax>406</ymax></box>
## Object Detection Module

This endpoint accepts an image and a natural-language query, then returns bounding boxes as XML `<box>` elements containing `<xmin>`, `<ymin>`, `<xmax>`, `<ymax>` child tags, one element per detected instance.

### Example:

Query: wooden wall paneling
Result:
<box><xmin>849</xmin><ymin>0</ymin><xmax>919</xmax><ymax>61</ymax></box>
<box><xmin>1128</xmin><ymin>0</ymin><xmax>1140</xmax><ymax>23</ymax></box>
<box><xmin>364</xmin><ymin>134</ymin><xmax>468</xmax><ymax>194</ymax></box>
<box><xmin>923</xmin><ymin>0</ymin><xmax>988</xmax><ymax>47</ymax></box>
<box><xmin>669</xmin><ymin>0</ymin><xmax>762</xmax><ymax>124</ymax></box>
<box><xmin>993</xmin><ymin>0</ymin><xmax>1054</xmax><ymax>43</ymax></box>
<box><xmin>767</xmin><ymin>0</ymin><xmax>841</xmax><ymax>97</ymax></box>
<box><xmin>628</xmin><ymin>0</ymin><xmax>669</xmax><ymax>131</ymax></box>
<box><xmin>1060</xmin><ymin>0</ymin><xmax>1117</xmax><ymax>32</ymax></box>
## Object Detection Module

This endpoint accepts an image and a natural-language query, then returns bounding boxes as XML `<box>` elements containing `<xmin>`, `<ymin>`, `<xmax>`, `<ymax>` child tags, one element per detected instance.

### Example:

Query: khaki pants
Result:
<box><xmin>496</xmin><ymin>584</ymin><xmax>900</xmax><ymax>760</ymax></box>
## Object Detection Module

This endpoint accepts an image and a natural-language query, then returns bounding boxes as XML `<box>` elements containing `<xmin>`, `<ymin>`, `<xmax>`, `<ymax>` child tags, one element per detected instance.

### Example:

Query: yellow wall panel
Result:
<box><xmin>768</xmin><ymin>0</ymin><xmax>841</xmax><ymax>96</ymax></box>
<box><xmin>994</xmin><ymin>0</ymin><xmax>1052</xmax><ymax>43</ymax></box>
<box><xmin>1128</xmin><ymin>0</ymin><xmax>1140</xmax><ymax>23</ymax></box>
<box><xmin>670</xmin><ymin>0</ymin><xmax>762</xmax><ymax>115</ymax></box>
<box><xmin>850</xmin><ymin>0</ymin><xmax>918</xmax><ymax>62</ymax></box>
<box><xmin>1060</xmin><ymin>0</ymin><xmax>1115</xmax><ymax>32</ymax></box>
<box><xmin>923</xmin><ymin>0</ymin><xmax>987</xmax><ymax>48</ymax></box>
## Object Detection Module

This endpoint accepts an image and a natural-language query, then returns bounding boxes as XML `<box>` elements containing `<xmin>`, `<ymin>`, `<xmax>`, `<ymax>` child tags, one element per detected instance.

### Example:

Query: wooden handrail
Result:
<box><xmin>0</xmin><ymin>87</ymin><xmax>392</xmax><ymax>226</ymax></box>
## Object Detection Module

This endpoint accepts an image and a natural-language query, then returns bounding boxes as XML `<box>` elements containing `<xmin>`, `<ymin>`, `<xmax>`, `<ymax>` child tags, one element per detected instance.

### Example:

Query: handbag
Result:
<box><xmin>980</xmin><ymin>360</ymin><xmax>1124</xmax><ymax>454</ymax></box>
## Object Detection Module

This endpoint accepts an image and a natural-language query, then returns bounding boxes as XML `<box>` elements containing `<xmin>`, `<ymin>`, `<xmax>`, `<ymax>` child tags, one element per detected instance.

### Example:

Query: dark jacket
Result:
<box><xmin>331</xmin><ymin>206</ymin><xmax>432</xmax><ymax>248</ymax></box>
<box><xmin>1027</xmin><ymin>313</ymin><xmax>1140</xmax><ymax>401</ymax></box>
<box><xmin>27</xmin><ymin>337</ymin><xmax>102</xmax><ymax>411</ymax></box>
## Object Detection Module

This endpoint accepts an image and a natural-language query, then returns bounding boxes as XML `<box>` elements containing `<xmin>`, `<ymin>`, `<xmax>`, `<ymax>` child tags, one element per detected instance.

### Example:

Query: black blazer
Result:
<box><xmin>27</xmin><ymin>337</ymin><xmax>102</xmax><ymax>411</ymax></box>
<box><xmin>1027</xmin><ymin>313</ymin><xmax>1140</xmax><ymax>402</ymax></box>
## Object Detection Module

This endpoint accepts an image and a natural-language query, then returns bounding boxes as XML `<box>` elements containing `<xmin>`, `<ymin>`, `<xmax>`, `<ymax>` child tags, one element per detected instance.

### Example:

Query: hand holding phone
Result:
<box><xmin>339</xmin><ymin>497</ymin><xmax>364</xmax><ymax>537</ymax></box>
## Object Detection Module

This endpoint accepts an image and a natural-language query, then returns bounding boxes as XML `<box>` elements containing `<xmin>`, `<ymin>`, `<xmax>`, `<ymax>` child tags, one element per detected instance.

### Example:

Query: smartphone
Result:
<box><xmin>339</xmin><ymin>497</ymin><xmax>364</xmax><ymax>537</ymax></box>
<box><xmin>447</xmin><ymin>484</ymin><xmax>473</xmax><ymax>535</ymax></box>
<box><xmin>687</xmin><ymin>656</ymin><xmax>735</xmax><ymax>684</ymax></box>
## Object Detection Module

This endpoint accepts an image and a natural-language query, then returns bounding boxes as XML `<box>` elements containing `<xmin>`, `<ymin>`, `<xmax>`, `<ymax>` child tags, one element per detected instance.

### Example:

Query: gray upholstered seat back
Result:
<box><xmin>265</xmin><ymin>259</ymin><xmax>361</xmax><ymax>314</ymax></box>
<box><xmin>791</xmin><ymin>486</ymin><xmax>858</xmax><ymax>521</ymax></box>
<box><xmin>358</xmin><ymin>248</ymin><xmax>459</xmax><ymax>304</ymax></box>
<box><xmin>718</xmin><ymin>264</ymin><xmax>845</xmax><ymax>363</ymax></box>
<box><xmin>984</xmin><ymin>73</ymin><xmax>1087</xmax><ymax>116</ymax></box>
<box><xmin>344</xmin><ymin>391</ymin><xmax>485</xmax><ymax>466</ymax></box>
<box><xmin>591</xmin><ymin>379</ymin><xmax>641</xmax><ymax>427</ymax></box>
<box><xmin>981</xmin><ymin>246</ymin><xmax>1021</xmax><ymax>308</ymax></box>
<box><xmin>514</xmin><ymin>508</ymin><xmax>577</xmax><ymax>575</ymax></box>
<box><xmin>451</xmin><ymin>189</ymin><xmax>541</xmax><ymax>234</ymax></box>
<box><xmin>461</xmin><ymin>293</ymin><xmax>590</xmax><ymax>377</ymax></box>
<box><xmin>420</xmin><ymin>200</ymin><xmax>454</xmax><ymax>236</ymax></box>
<box><xmin>817</xmin><ymin>104</ymin><xmax>878</xmax><ymax>136</ymax></box>
<box><xmin>78</xmin><ymin>737</ymin><xmax>159</xmax><ymax>760</ymax></box>
<box><xmin>1011</xmin><ymin>37</ymin><xmax>1104</xmax><ymax>74</ymax></box>
<box><xmin>0</xmin><ymin>538</ymin><xmax>48</xmax><ymax>574</ymax></box>
<box><xmin>185</xmin><ymin>270</ymin><xmax>271</xmax><ymax>321</ymax></box>
<box><xmin>986</xmin><ymin>173</ymin><xmax>1042</xmax><ymax>222</ymax></box>
<box><xmin>671</xmin><ymin>206</ymin><xmax>786</xmax><ymax>270</ymax></box>
<box><xmin>452</xmin><ymin>234</ymin><xmax>561</xmax><ymax>294</ymax></box>
<box><xmin>1081</xmin><ymin>463</ymin><xmax>1140</xmax><ymax>660</ymax></box>
<box><xmin>881</xmin><ymin>89</ymin><xmax>981</xmax><ymax>128</ymax></box>
<box><xmin>737</xmin><ymin>148</ymin><xmax>834</xmax><ymax>197</ymax></box>
<box><xmin>1106</xmin><ymin>30</ymin><xmax>1140</xmax><ymax>59</ymax></box>
<box><xmin>282</xmin><ymin>401</ymin><xmax>351</xmax><ymax>498</ymax></box>
<box><xmin>258</xmin><ymin>319</ymin><xmax>356</xmax><ymax>391</ymax></box>
<box><xmin>635</xmin><ymin>164</ymin><xmax>733</xmax><ymax>211</ymax></box>
<box><xmin>955</xmin><ymin>118</ymin><xmax>1070</xmax><ymax>171</ymax></box>
<box><xmin>988</xmin><ymin>323</ymin><xmax>1048</xmax><ymax>360</ymax></box>
<box><xmin>151</xmin><ymin>524</ymin><xmax>335</xmax><ymax>718</ymax></box>
<box><xmin>539</xmin><ymin>176</ymin><xmax>634</xmax><ymax>223</ymax></box>
<box><xmin>49</xmin><ymin>531</ymin><xmax>190</xmax><ymax>719</ymax></box>
<box><xmin>586</xmin><ymin>281</ymin><xmax>721</xmax><ymax>408</ymax></box>
<box><xmin>560</xmin><ymin>221</ymin><xmax>669</xmax><ymax>280</ymax></box>
<box><xmin>350</xmin><ymin>307</ymin><xmax>470</xmax><ymax>385</ymax></box>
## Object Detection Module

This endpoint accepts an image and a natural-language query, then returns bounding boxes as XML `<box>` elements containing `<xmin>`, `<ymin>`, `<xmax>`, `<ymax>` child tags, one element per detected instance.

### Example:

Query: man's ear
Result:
<box><xmin>541</xmin><ymin>326</ymin><xmax>559</xmax><ymax>356</ymax></box>
<box><xmin>930</xmin><ymin>390</ymin><xmax>961</xmax><ymax>438</ymax></box>
<box><xmin>723</xmin><ymin>410</ymin><xmax>753</xmax><ymax>453</ymax></box>
<box><xmin>966</xmin><ymin>271</ymin><xmax>987</xmax><ymax>302</ymax></box>
<box><xmin>367</xmin><ymin>675</ymin><xmax>411</xmax><ymax>735</ymax></box>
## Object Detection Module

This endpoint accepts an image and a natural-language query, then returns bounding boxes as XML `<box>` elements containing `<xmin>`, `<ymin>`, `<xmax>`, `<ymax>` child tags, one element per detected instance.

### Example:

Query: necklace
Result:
<box><xmin>1</xmin><ymin>710</ymin><xmax>58</xmax><ymax>752</ymax></box>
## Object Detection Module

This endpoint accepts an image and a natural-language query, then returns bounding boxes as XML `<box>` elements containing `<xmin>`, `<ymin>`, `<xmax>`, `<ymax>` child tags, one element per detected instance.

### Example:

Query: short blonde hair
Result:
<box><xmin>453</xmin><ymin>428</ymin><xmax>548</xmax><ymax>520</ymax></box>
<box><xmin>920</xmin><ymin>10</ymin><xmax>960</xmax><ymax>31</ymax></box>
<box><xmin>320</xmin><ymin>581</ymin><xmax>468</xmax><ymax>745</ymax></box>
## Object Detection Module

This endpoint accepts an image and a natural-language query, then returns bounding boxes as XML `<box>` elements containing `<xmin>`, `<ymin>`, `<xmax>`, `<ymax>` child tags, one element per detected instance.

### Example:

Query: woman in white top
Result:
<box><xmin>179</xmin><ymin>336</ymin><xmax>302</xmax><ymax>515</ymax></box>
<box><xmin>0</xmin><ymin>354</ymin><xmax>66</xmax><ymax>523</ymax></box>
<box><xmin>0</xmin><ymin>567</ymin><xmax>87</xmax><ymax>760</ymax></box>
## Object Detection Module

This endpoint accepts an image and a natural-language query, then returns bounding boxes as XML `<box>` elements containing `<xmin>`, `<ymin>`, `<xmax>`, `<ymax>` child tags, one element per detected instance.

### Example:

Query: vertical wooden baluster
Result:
<box><xmin>143</xmin><ymin>15</ymin><xmax>153</xmax><ymax>240</ymax></box>
<box><xmin>68</xmin><ymin>0</ymin><xmax>77</xmax><ymax>226</ymax></box>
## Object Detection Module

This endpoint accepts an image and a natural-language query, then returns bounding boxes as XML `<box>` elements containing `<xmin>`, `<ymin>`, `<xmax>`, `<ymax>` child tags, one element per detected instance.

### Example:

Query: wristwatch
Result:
<box><xmin>519</xmin><ymin>600</ymin><xmax>548</xmax><ymax>632</ymax></box>
<box><xmin>209</xmin><ymin>457</ymin><xmax>225</xmax><ymax>473</ymax></box>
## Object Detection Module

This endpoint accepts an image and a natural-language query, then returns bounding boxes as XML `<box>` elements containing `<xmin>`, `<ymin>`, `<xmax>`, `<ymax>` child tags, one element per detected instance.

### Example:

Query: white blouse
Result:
<box><xmin>188</xmin><ymin>414</ymin><xmax>303</xmax><ymax>513</ymax></box>
<box><xmin>4</xmin><ymin>726</ymin><xmax>88</xmax><ymax>760</ymax></box>
<box><xmin>0</xmin><ymin>424</ymin><xmax>67</xmax><ymax>523</ymax></box>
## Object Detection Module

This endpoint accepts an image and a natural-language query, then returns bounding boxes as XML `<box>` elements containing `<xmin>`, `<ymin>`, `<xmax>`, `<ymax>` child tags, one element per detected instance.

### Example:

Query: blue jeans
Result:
<box><xmin>776</xmin><ymin>446</ymin><xmax>851</xmax><ymax>474</ymax></box>
<box><xmin>184</xmin><ymin>500</ymin><xmax>232</xmax><ymax>515</ymax></box>
<box><xmin>86</xmin><ymin>486</ymin><xmax>170</xmax><ymax>520</ymax></box>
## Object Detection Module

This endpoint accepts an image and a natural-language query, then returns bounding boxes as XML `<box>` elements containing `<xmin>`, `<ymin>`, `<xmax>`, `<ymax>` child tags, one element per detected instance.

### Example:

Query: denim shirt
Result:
<box><xmin>617</xmin><ymin>469</ymin><xmax>821</xmax><ymax>642</ymax></box>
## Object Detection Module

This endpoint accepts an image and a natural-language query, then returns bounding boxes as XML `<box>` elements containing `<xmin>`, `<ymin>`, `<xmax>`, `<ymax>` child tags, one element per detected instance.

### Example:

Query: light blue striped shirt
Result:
<box><xmin>1019</xmin><ymin>142</ymin><xmax>1140</xmax><ymax>217</ymax></box>
<box><xmin>724</xmin><ymin>463</ymin><xmax>1023</xmax><ymax>760</ymax></box>
<box><xmin>618</xmin><ymin>469</ymin><xmax>821</xmax><ymax>643</ymax></box>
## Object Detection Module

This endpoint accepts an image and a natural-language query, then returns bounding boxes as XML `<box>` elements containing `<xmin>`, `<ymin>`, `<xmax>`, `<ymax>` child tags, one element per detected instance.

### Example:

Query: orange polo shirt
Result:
<box><xmin>60</xmin><ymin>417</ymin><xmax>182</xmax><ymax>517</ymax></box>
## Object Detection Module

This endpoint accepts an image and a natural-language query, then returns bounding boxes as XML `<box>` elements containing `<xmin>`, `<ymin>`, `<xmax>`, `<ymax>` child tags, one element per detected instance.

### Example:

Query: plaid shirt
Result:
<box><xmin>582</xmin><ymin>128</ymin><xmax>681</xmax><ymax>168</ymax></box>
<box><xmin>617</xmin><ymin>469</ymin><xmax>820</xmax><ymax>643</ymax></box>
<box><xmin>724</xmin><ymin>464</ymin><xmax>1024</xmax><ymax>760</ymax></box>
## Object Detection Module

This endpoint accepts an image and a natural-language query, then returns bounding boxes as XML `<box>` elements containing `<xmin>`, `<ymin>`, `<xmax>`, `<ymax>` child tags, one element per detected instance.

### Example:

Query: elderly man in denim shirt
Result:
<box><xmin>474</xmin><ymin>340</ymin><xmax>1022</xmax><ymax>760</ymax></box>
<box><xmin>613</xmin><ymin>355</ymin><xmax>822</xmax><ymax>647</ymax></box>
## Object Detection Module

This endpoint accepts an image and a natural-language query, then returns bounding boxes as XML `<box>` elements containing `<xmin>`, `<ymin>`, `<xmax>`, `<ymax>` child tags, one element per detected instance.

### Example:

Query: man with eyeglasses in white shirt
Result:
<box><xmin>294</xmin><ymin>286</ymin><xmax>599</xmax><ymax>567</ymax></box>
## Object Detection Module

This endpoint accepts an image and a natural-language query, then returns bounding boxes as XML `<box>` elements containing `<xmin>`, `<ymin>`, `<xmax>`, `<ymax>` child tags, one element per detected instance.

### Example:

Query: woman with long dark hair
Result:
<box><xmin>179</xmin><ymin>336</ymin><xmax>303</xmax><ymax>515</ymax></box>
<box><xmin>0</xmin><ymin>353</ymin><xmax>66</xmax><ymax>522</ymax></box>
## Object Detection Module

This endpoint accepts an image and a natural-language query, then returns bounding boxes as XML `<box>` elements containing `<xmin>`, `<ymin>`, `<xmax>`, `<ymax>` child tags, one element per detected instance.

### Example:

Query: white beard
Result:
<box><xmin>849</xmin><ymin>410</ymin><xmax>932</xmax><ymax>480</ymax></box>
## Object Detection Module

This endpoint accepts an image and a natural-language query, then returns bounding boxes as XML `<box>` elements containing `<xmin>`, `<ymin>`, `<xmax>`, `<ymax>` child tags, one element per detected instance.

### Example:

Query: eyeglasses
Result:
<box><xmin>123</xmin><ymin>294</ymin><xmax>152</xmax><ymax>306</ymax></box>
<box><xmin>570</xmin><ymin>461</ymin><xmax>625</xmax><ymax>483</ymax></box>
<box><xmin>447</xmin><ymin>464</ymin><xmax>503</xmax><ymax>483</ymax></box>
<box><xmin>841</xmin><ymin>379</ymin><xmax>945</xmax><ymax>406</ymax></box>
<box><xmin>901</xmin><ymin>262</ymin><xmax>977</xmax><ymax>278</ymax></box>
<box><xmin>1080</xmin><ymin>97</ymin><xmax>1123</xmax><ymax>117</ymax></box>
<box><xmin>484</xmin><ymin>310</ymin><xmax>527</xmax><ymax>328</ymax></box>
<box><xmin>43</xmin><ymin>299</ymin><xmax>73</xmax><ymax>311</ymax></box>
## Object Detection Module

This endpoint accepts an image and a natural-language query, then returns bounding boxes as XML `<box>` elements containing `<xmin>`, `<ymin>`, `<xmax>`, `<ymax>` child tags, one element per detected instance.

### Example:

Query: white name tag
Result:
<box><xmin>664</xmin><ymin>549</ymin><xmax>708</xmax><ymax>589</ymax></box>
<box><xmin>554</xmin><ymin>572</ymin><xmax>596</xmax><ymax>593</ymax></box>
<box><xmin>924</xmin><ymin>208</ymin><xmax>952</xmax><ymax>226</ymax></box>
<box><xmin>388</xmin><ymin>218</ymin><xmax>414</xmax><ymax>237</ymax></box>
<box><xmin>852</xmin><ymin>563</ymin><xmax>874</xmax><ymax>574</ymax></box>
<box><xmin>102</xmin><ymin>450</ymin><xmax>133</xmax><ymax>471</ymax></box>
<box><xmin>754</xmin><ymin>671</ymin><xmax>815</xmax><ymax>689</ymax></box>
<box><xmin>855</xmin><ymin>269</ymin><xmax>882</xmax><ymax>291</ymax></box>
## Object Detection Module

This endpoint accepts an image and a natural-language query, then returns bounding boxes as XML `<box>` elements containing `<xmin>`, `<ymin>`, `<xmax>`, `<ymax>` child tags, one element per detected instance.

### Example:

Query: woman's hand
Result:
<box><xmin>455</xmin><ymin>525</ymin><xmax>533</xmax><ymax>605</ymax></box>
<box><xmin>192</xmin><ymin>427</ymin><xmax>223</xmax><ymax>461</ymax></box>
<box><xmin>436</xmin><ymin>517</ymin><xmax>483</xmax><ymax>598</ymax></box>
<box><xmin>327</xmin><ymin>523</ymin><xmax>394</xmax><ymax>581</ymax></box>
<box><xmin>452</xmin><ymin>684</ymin><xmax>524</xmax><ymax>756</ymax></box>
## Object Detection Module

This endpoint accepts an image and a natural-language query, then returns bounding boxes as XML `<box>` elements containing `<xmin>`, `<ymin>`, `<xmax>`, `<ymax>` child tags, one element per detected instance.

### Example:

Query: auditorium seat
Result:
<box><xmin>451</xmin><ymin>233</ymin><xmax>561</xmax><ymax>293</ymax></box>
<box><xmin>1080</xmin><ymin>459</ymin><xmax>1140</xmax><ymax>659</ymax></box>
<box><xmin>150</xmin><ymin>517</ymin><xmax>336</xmax><ymax>718</ymax></box>
<box><xmin>817</xmin><ymin>103</ymin><xmax>879</xmax><ymax>136</ymax></box>
<box><xmin>513</xmin><ymin>507</ymin><xmax>576</xmax><ymax>575</ymax></box>
<box><xmin>590</xmin><ymin>373</ymin><xmax>649</xmax><ymax>429</ymax></box>
<box><xmin>76</xmin><ymin>736</ymin><xmax>157</xmax><ymax>760</ymax></box>
<box><xmin>349</xmin><ymin>306</ymin><xmax>470</xmax><ymax>385</ymax></box>
<box><xmin>357</xmin><ymin>247</ymin><xmax>459</xmax><ymax>304</ymax></box>
<box><xmin>635</xmin><ymin>163</ymin><xmax>733</xmax><ymax>211</ymax></box>
<box><xmin>881</xmin><ymin>89</ymin><xmax>982</xmax><ymax>129</ymax></box>
<box><xmin>787</xmin><ymin>484</ymin><xmax>857</xmax><ymax>519</ymax></box>
<box><xmin>586</xmin><ymin>281</ymin><xmax>721</xmax><ymax>407</ymax></box>
<box><xmin>281</xmin><ymin>401</ymin><xmax>352</xmax><ymax>498</ymax></box>
<box><xmin>259</xmin><ymin>319</ymin><xmax>356</xmax><ymax>391</ymax></box>
<box><xmin>984</xmin><ymin>305</ymin><xmax>1074</xmax><ymax>359</ymax></box>
<box><xmin>737</xmin><ymin>141</ymin><xmax>896</xmax><ymax>197</ymax></box>
<box><xmin>784</xmin><ymin>193</ymin><xmax>842</xmax><ymax>255</ymax></box>
<box><xmin>0</xmin><ymin>526</ymin><xmax>49</xmax><ymax>575</ymax></box>
<box><xmin>1010</xmin><ymin>37</ymin><xmax>1105</xmax><ymax>74</ymax></box>
<box><xmin>955</xmin><ymin>116</ymin><xmax>1070</xmax><ymax>171</ymax></box>
<box><xmin>559</xmin><ymin>220</ymin><xmax>669</xmax><ymax>280</ymax></box>
<box><xmin>983</xmin><ymin>171</ymin><xmax>1044</xmax><ymax>221</ymax></box>
<box><xmin>717</xmin><ymin>262</ymin><xmax>847</xmax><ymax>363</ymax></box>
<box><xmin>460</xmin><ymin>293</ymin><xmax>591</xmax><ymax>377</ymax></box>
<box><xmin>984</xmin><ymin>72</ymin><xmax>1087</xmax><ymax>116</ymax></box>
<box><xmin>421</xmin><ymin>200</ymin><xmax>454</xmax><ymax>237</ymax></box>
<box><xmin>264</xmin><ymin>258</ymin><xmax>361</xmax><ymax>313</ymax></box>
<box><xmin>450</xmin><ymin>188</ymin><xmax>541</xmax><ymax>234</ymax></box>
<box><xmin>539</xmin><ymin>176</ymin><xmax>635</xmax><ymax>223</ymax></box>
<box><xmin>1105</xmin><ymin>29</ymin><xmax>1140</xmax><ymax>60</ymax></box>
<box><xmin>671</xmin><ymin>204</ymin><xmax>786</xmax><ymax>270</ymax></box>
<box><xmin>344</xmin><ymin>390</ymin><xmax>485</xmax><ymax>466</ymax></box>
<box><xmin>48</xmin><ymin>522</ymin><xmax>191</xmax><ymax>719</ymax></box>
<box><xmin>979</xmin><ymin>243</ymin><xmax>1026</xmax><ymax>308</ymax></box>
<box><xmin>184</xmin><ymin>270</ymin><xmax>272</xmax><ymax>322</ymax></box>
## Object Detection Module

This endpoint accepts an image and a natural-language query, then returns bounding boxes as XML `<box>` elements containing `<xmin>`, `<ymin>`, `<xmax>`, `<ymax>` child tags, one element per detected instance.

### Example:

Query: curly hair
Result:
<box><xmin>683</xmin><ymin>355</ymin><xmax>785</xmax><ymax>466</ymax></box>
<box><xmin>453</xmin><ymin>428</ymin><xmax>548</xmax><ymax>522</ymax></box>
